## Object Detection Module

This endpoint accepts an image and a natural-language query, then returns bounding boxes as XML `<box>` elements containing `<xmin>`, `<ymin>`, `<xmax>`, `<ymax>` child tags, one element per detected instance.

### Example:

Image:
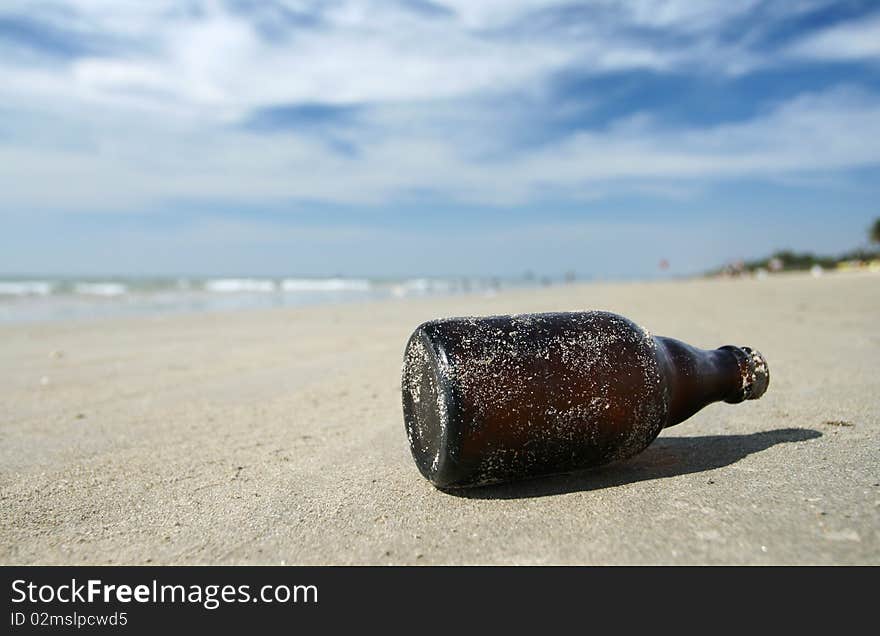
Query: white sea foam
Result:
<box><xmin>281</xmin><ymin>278</ymin><xmax>371</xmax><ymax>292</ymax></box>
<box><xmin>391</xmin><ymin>278</ymin><xmax>454</xmax><ymax>297</ymax></box>
<box><xmin>0</xmin><ymin>281</ymin><xmax>53</xmax><ymax>296</ymax></box>
<box><xmin>0</xmin><ymin>275</ymin><xmax>514</xmax><ymax>322</ymax></box>
<box><xmin>204</xmin><ymin>278</ymin><xmax>277</xmax><ymax>293</ymax></box>
<box><xmin>74</xmin><ymin>282</ymin><xmax>128</xmax><ymax>296</ymax></box>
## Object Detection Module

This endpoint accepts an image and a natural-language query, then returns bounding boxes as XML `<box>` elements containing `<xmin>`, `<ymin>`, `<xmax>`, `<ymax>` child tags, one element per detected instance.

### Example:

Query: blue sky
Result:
<box><xmin>1</xmin><ymin>1</ymin><xmax>879</xmax><ymax>278</ymax></box>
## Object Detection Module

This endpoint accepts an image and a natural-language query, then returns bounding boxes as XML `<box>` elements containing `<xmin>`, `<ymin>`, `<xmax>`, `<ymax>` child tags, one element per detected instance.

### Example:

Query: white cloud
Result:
<box><xmin>1</xmin><ymin>1</ymin><xmax>879</xmax><ymax>214</ymax></box>
<box><xmin>2</xmin><ymin>81</ymin><xmax>879</xmax><ymax>211</ymax></box>
<box><xmin>787</xmin><ymin>14</ymin><xmax>880</xmax><ymax>62</ymax></box>
<box><xmin>0</xmin><ymin>0</ymin><xmax>776</xmax><ymax>121</ymax></box>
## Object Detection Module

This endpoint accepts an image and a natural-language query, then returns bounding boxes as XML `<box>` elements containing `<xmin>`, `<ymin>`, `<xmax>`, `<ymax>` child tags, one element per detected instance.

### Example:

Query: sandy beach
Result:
<box><xmin>2</xmin><ymin>272</ymin><xmax>878</xmax><ymax>565</ymax></box>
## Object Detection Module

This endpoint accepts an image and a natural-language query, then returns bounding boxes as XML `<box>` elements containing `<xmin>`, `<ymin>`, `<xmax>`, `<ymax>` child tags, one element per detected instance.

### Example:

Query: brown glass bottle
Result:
<box><xmin>401</xmin><ymin>311</ymin><xmax>769</xmax><ymax>488</ymax></box>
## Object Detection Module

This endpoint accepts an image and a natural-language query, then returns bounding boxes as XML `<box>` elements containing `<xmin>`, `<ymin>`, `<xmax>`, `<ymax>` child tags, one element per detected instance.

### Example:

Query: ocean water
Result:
<box><xmin>0</xmin><ymin>276</ymin><xmax>518</xmax><ymax>323</ymax></box>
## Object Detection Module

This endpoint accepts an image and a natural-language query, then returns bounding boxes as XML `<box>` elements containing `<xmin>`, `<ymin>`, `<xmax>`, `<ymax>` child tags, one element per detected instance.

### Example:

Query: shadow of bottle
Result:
<box><xmin>445</xmin><ymin>427</ymin><xmax>822</xmax><ymax>500</ymax></box>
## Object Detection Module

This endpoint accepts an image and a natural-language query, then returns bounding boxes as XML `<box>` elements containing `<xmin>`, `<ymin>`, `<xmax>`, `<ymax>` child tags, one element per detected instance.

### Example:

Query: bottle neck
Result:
<box><xmin>654</xmin><ymin>337</ymin><xmax>768</xmax><ymax>428</ymax></box>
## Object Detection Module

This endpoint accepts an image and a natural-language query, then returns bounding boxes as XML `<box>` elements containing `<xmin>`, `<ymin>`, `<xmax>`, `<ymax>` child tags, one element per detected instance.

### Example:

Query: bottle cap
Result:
<box><xmin>721</xmin><ymin>345</ymin><xmax>770</xmax><ymax>403</ymax></box>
